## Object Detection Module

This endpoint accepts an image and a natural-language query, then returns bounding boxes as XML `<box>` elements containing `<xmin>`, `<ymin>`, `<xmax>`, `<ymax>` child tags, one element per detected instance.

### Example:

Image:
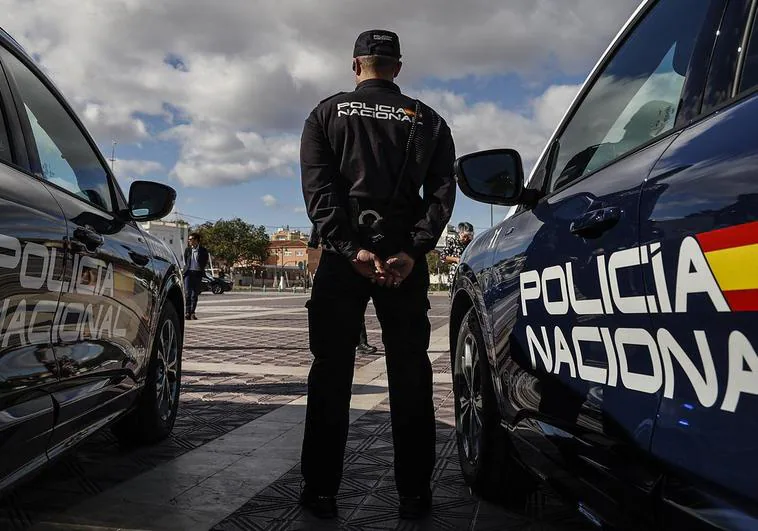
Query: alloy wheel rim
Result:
<box><xmin>456</xmin><ymin>332</ymin><xmax>483</xmax><ymax>466</ymax></box>
<box><xmin>156</xmin><ymin>319</ymin><xmax>179</xmax><ymax>422</ymax></box>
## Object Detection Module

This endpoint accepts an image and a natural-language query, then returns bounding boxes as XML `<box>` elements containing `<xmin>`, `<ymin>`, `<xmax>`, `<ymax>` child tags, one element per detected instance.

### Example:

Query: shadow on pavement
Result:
<box><xmin>0</xmin><ymin>396</ymin><xmax>278</xmax><ymax>531</ymax></box>
<box><xmin>0</xmin><ymin>397</ymin><xmax>593</xmax><ymax>531</ymax></box>
<box><xmin>181</xmin><ymin>376</ymin><xmax>387</xmax><ymax>397</ymax></box>
<box><xmin>186</xmin><ymin>346</ymin><xmax>313</xmax><ymax>351</ymax></box>
<box><xmin>212</xmin><ymin>409</ymin><xmax>594</xmax><ymax>531</ymax></box>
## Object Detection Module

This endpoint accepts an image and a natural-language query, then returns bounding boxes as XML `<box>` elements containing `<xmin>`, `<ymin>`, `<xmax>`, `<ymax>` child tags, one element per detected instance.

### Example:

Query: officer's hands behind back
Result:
<box><xmin>385</xmin><ymin>252</ymin><xmax>415</xmax><ymax>286</ymax></box>
<box><xmin>352</xmin><ymin>249</ymin><xmax>381</xmax><ymax>279</ymax></box>
<box><xmin>352</xmin><ymin>249</ymin><xmax>413</xmax><ymax>288</ymax></box>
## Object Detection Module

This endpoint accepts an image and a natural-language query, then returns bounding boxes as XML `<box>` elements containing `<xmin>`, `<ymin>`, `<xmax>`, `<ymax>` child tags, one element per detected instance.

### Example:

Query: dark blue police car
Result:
<box><xmin>449</xmin><ymin>0</ymin><xmax>758</xmax><ymax>529</ymax></box>
<box><xmin>0</xmin><ymin>28</ymin><xmax>185</xmax><ymax>492</ymax></box>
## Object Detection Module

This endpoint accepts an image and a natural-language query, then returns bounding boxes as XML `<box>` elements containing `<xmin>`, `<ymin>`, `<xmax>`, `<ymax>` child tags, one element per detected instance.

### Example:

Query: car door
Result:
<box><xmin>640</xmin><ymin>2</ymin><xmax>758</xmax><ymax>527</ymax></box>
<box><xmin>0</xmin><ymin>52</ymin><xmax>64</xmax><ymax>490</ymax></box>
<box><xmin>484</xmin><ymin>0</ymin><xmax>722</xmax><ymax>523</ymax></box>
<box><xmin>0</xmin><ymin>46</ymin><xmax>157</xmax><ymax>457</ymax></box>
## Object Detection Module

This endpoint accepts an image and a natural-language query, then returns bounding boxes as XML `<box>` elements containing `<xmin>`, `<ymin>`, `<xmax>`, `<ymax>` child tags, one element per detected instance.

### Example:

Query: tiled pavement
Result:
<box><xmin>213</xmin><ymin>388</ymin><xmax>590</xmax><ymax>531</ymax></box>
<box><xmin>0</xmin><ymin>368</ymin><xmax>291</xmax><ymax>529</ymax></box>
<box><xmin>0</xmin><ymin>292</ymin><xmax>592</xmax><ymax>531</ymax></box>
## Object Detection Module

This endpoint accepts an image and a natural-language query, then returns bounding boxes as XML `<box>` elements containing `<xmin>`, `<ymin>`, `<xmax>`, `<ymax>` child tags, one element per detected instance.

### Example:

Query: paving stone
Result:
<box><xmin>0</xmin><ymin>295</ymin><xmax>589</xmax><ymax>531</ymax></box>
<box><xmin>212</xmin><ymin>393</ymin><xmax>593</xmax><ymax>531</ymax></box>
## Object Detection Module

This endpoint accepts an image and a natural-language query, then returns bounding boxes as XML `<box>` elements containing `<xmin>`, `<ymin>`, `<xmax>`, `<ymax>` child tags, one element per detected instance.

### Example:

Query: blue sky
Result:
<box><xmin>3</xmin><ymin>0</ymin><xmax>641</xmax><ymax>236</ymax></box>
<box><xmin>108</xmin><ymin>70</ymin><xmax>588</xmax><ymax>234</ymax></box>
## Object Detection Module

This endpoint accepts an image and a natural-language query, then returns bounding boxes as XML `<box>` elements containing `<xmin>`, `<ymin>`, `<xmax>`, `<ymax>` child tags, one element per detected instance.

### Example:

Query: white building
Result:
<box><xmin>140</xmin><ymin>220</ymin><xmax>190</xmax><ymax>266</ymax></box>
<box><xmin>435</xmin><ymin>224</ymin><xmax>456</xmax><ymax>252</ymax></box>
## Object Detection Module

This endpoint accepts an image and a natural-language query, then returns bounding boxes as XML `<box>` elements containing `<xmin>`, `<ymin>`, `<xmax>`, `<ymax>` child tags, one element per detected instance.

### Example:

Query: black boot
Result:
<box><xmin>398</xmin><ymin>490</ymin><xmax>432</xmax><ymax>520</ymax></box>
<box><xmin>300</xmin><ymin>487</ymin><xmax>338</xmax><ymax>519</ymax></box>
<box><xmin>355</xmin><ymin>343</ymin><xmax>378</xmax><ymax>355</ymax></box>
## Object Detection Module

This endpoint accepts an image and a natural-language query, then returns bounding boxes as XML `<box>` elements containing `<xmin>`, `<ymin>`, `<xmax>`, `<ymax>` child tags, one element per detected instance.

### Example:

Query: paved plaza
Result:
<box><xmin>0</xmin><ymin>292</ymin><xmax>592</xmax><ymax>531</ymax></box>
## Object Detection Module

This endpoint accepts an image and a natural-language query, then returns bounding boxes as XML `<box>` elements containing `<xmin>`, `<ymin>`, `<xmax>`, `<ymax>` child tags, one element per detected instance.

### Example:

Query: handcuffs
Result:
<box><xmin>358</xmin><ymin>209</ymin><xmax>402</xmax><ymax>287</ymax></box>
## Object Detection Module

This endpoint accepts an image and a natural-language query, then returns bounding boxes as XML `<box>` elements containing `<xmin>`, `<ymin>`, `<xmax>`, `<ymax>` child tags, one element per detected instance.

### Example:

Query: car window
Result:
<box><xmin>548</xmin><ymin>0</ymin><xmax>713</xmax><ymax>193</ymax></box>
<box><xmin>0</xmin><ymin>97</ymin><xmax>11</xmax><ymax>165</ymax></box>
<box><xmin>739</xmin><ymin>14</ymin><xmax>758</xmax><ymax>94</ymax></box>
<box><xmin>1</xmin><ymin>50</ymin><xmax>113</xmax><ymax>211</ymax></box>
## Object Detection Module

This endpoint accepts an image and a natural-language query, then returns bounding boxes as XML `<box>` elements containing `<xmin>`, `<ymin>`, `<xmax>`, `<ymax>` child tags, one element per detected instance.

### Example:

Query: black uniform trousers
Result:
<box><xmin>184</xmin><ymin>271</ymin><xmax>203</xmax><ymax>315</ymax></box>
<box><xmin>301</xmin><ymin>250</ymin><xmax>435</xmax><ymax>497</ymax></box>
<box><xmin>358</xmin><ymin>317</ymin><xmax>369</xmax><ymax>346</ymax></box>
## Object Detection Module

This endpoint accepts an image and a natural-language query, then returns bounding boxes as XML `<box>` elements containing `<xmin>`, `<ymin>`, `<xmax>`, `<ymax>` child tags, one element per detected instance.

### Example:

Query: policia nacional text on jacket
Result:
<box><xmin>299</xmin><ymin>29</ymin><xmax>456</xmax><ymax>519</ymax></box>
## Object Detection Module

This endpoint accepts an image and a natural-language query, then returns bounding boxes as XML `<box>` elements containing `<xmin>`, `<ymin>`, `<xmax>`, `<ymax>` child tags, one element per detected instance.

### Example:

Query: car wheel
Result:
<box><xmin>453</xmin><ymin>307</ymin><xmax>535</xmax><ymax>506</ymax></box>
<box><xmin>113</xmin><ymin>302</ymin><xmax>182</xmax><ymax>445</ymax></box>
<box><xmin>212</xmin><ymin>284</ymin><xmax>223</xmax><ymax>295</ymax></box>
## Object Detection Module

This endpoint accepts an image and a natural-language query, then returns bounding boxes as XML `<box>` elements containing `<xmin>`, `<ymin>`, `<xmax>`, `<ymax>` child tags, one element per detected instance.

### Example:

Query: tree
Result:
<box><xmin>198</xmin><ymin>218</ymin><xmax>270</xmax><ymax>270</ymax></box>
<box><xmin>426</xmin><ymin>251</ymin><xmax>449</xmax><ymax>276</ymax></box>
<box><xmin>192</xmin><ymin>222</ymin><xmax>215</xmax><ymax>250</ymax></box>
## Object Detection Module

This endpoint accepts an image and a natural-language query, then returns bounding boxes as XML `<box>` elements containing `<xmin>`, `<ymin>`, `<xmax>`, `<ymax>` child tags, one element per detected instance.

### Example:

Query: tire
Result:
<box><xmin>113</xmin><ymin>302</ymin><xmax>182</xmax><ymax>445</ymax></box>
<box><xmin>211</xmin><ymin>284</ymin><xmax>223</xmax><ymax>295</ymax></box>
<box><xmin>453</xmin><ymin>308</ymin><xmax>535</xmax><ymax>507</ymax></box>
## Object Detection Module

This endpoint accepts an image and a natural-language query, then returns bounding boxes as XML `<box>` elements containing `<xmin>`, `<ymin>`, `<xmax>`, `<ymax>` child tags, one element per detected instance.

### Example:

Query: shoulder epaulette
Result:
<box><xmin>319</xmin><ymin>91</ymin><xmax>347</xmax><ymax>105</ymax></box>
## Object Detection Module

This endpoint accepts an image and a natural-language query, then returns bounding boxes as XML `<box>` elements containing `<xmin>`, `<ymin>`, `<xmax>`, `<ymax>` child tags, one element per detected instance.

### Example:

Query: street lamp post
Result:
<box><xmin>280</xmin><ymin>247</ymin><xmax>287</xmax><ymax>290</ymax></box>
<box><xmin>110</xmin><ymin>140</ymin><xmax>117</xmax><ymax>172</ymax></box>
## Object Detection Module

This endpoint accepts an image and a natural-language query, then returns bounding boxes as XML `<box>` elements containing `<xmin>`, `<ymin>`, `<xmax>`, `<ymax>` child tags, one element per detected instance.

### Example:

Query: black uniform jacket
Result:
<box><xmin>183</xmin><ymin>245</ymin><xmax>209</xmax><ymax>275</ymax></box>
<box><xmin>300</xmin><ymin>78</ymin><xmax>456</xmax><ymax>261</ymax></box>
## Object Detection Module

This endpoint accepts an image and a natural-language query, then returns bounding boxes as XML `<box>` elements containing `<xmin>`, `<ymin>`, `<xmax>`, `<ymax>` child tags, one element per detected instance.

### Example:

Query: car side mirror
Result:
<box><xmin>454</xmin><ymin>149</ymin><xmax>526</xmax><ymax>206</ymax></box>
<box><xmin>128</xmin><ymin>181</ymin><xmax>177</xmax><ymax>222</ymax></box>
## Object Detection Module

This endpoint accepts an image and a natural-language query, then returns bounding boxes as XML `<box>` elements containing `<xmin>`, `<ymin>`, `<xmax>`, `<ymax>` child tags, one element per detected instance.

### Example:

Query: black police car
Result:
<box><xmin>0</xmin><ymin>28</ymin><xmax>185</xmax><ymax>493</ymax></box>
<box><xmin>201</xmin><ymin>272</ymin><xmax>233</xmax><ymax>295</ymax></box>
<box><xmin>449</xmin><ymin>0</ymin><xmax>758</xmax><ymax>529</ymax></box>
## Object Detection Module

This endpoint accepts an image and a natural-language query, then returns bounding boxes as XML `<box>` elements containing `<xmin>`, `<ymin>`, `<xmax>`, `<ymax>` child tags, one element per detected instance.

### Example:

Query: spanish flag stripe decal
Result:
<box><xmin>696</xmin><ymin>220</ymin><xmax>758</xmax><ymax>253</ymax></box>
<box><xmin>703</xmin><ymin>243</ymin><xmax>758</xmax><ymax>292</ymax></box>
<box><xmin>696</xmin><ymin>221</ymin><xmax>758</xmax><ymax>312</ymax></box>
<box><xmin>723</xmin><ymin>289</ymin><xmax>758</xmax><ymax>312</ymax></box>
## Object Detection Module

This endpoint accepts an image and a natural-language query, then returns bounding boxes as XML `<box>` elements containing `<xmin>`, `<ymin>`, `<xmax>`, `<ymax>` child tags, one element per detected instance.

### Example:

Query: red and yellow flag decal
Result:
<box><xmin>696</xmin><ymin>220</ymin><xmax>758</xmax><ymax>311</ymax></box>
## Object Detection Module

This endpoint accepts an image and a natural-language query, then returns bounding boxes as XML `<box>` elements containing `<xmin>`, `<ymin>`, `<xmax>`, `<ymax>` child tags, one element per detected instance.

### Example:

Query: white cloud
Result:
<box><xmin>415</xmin><ymin>83</ymin><xmax>581</xmax><ymax>167</ymax></box>
<box><xmin>162</xmin><ymin>124</ymin><xmax>300</xmax><ymax>187</ymax></box>
<box><xmin>0</xmin><ymin>0</ymin><xmax>639</xmax><ymax>187</ymax></box>
<box><xmin>111</xmin><ymin>158</ymin><xmax>164</xmax><ymax>192</ymax></box>
<box><xmin>81</xmin><ymin>102</ymin><xmax>149</xmax><ymax>143</ymax></box>
<box><xmin>114</xmin><ymin>158</ymin><xmax>164</xmax><ymax>177</ymax></box>
<box><xmin>262</xmin><ymin>194</ymin><xmax>279</xmax><ymax>207</ymax></box>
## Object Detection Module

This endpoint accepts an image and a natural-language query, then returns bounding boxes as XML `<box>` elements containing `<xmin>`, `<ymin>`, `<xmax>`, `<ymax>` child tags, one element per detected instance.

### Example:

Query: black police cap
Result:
<box><xmin>353</xmin><ymin>30</ymin><xmax>401</xmax><ymax>59</ymax></box>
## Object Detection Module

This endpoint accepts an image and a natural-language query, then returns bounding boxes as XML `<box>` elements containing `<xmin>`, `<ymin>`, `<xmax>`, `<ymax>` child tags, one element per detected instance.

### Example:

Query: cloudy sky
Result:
<box><xmin>1</xmin><ymin>0</ymin><xmax>641</xmax><ymax>233</ymax></box>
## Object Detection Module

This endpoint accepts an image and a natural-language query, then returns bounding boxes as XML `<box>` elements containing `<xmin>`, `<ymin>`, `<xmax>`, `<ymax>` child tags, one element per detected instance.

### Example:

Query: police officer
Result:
<box><xmin>299</xmin><ymin>30</ymin><xmax>456</xmax><ymax>520</ymax></box>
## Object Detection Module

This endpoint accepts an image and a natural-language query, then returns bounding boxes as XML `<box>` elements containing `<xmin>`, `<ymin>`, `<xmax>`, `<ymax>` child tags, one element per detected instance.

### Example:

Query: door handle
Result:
<box><xmin>570</xmin><ymin>206</ymin><xmax>621</xmax><ymax>238</ymax></box>
<box><xmin>73</xmin><ymin>225</ymin><xmax>104</xmax><ymax>248</ymax></box>
<box><xmin>129</xmin><ymin>250</ymin><xmax>150</xmax><ymax>267</ymax></box>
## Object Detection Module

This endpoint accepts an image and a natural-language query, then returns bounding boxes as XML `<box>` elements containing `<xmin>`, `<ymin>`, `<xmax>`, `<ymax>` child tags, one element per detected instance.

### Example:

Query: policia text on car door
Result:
<box><xmin>0</xmin><ymin>62</ymin><xmax>66</xmax><ymax>488</ymax></box>
<box><xmin>0</xmin><ymin>46</ymin><xmax>157</xmax><ymax>458</ymax></box>
<box><xmin>450</xmin><ymin>0</ymin><xmax>758</xmax><ymax>528</ymax></box>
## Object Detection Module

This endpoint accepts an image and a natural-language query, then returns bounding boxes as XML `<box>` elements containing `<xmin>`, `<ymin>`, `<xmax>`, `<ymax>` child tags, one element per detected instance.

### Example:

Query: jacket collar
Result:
<box><xmin>355</xmin><ymin>78</ymin><xmax>400</xmax><ymax>93</ymax></box>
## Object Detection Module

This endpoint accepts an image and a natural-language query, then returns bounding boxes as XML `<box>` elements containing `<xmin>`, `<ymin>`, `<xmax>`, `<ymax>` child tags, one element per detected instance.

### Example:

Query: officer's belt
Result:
<box><xmin>348</xmin><ymin>198</ymin><xmax>416</xmax><ymax>232</ymax></box>
<box><xmin>348</xmin><ymin>197</ymin><xmax>417</xmax><ymax>256</ymax></box>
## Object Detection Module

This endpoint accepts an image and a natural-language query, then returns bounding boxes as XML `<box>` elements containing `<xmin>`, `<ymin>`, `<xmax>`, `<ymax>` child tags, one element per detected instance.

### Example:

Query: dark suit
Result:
<box><xmin>183</xmin><ymin>245</ymin><xmax>209</xmax><ymax>316</ymax></box>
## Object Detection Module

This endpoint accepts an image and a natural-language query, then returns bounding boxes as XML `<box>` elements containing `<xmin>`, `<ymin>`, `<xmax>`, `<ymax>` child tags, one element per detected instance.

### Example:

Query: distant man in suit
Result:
<box><xmin>183</xmin><ymin>232</ymin><xmax>209</xmax><ymax>320</ymax></box>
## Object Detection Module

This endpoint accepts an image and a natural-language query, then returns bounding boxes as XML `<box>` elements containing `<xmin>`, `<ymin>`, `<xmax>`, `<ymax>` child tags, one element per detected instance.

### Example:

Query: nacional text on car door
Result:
<box><xmin>0</xmin><ymin>28</ymin><xmax>185</xmax><ymax>493</ymax></box>
<box><xmin>447</xmin><ymin>0</ymin><xmax>758</xmax><ymax>529</ymax></box>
